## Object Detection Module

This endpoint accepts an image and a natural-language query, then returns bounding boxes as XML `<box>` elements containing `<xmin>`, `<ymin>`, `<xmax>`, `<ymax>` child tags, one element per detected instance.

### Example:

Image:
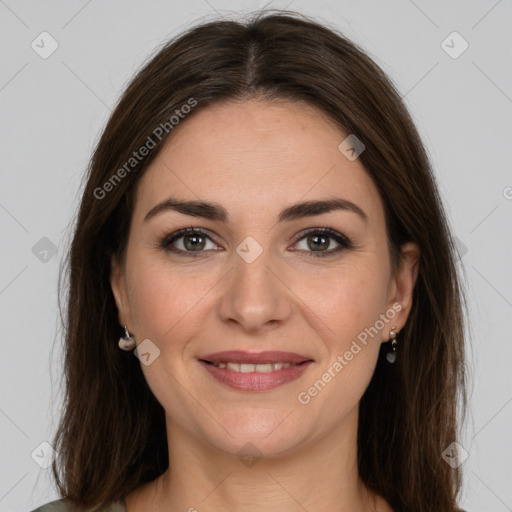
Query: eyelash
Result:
<box><xmin>159</xmin><ymin>226</ymin><xmax>353</xmax><ymax>259</ymax></box>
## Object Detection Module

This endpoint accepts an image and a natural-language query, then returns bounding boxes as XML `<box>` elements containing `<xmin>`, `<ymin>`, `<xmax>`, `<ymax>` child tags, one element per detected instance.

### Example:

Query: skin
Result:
<box><xmin>111</xmin><ymin>99</ymin><xmax>419</xmax><ymax>512</ymax></box>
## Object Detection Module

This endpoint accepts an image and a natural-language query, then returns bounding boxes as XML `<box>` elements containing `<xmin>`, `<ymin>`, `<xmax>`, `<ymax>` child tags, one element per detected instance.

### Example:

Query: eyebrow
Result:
<box><xmin>143</xmin><ymin>197</ymin><xmax>368</xmax><ymax>224</ymax></box>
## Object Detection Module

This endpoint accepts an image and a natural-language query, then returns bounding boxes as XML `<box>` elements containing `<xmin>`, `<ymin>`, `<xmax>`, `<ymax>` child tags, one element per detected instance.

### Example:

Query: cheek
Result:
<box><xmin>294</xmin><ymin>263</ymin><xmax>388</xmax><ymax>341</ymax></box>
<box><xmin>297</xmin><ymin>273</ymin><xmax>388</xmax><ymax>415</ymax></box>
<box><xmin>327</xmin><ymin>271</ymin><xmax>390</xmax><ymax>382</ymax></box>
<box><xmin>125</xmin><ymin>256</ymin><xmax>212</xmax><ymax>342</ymax></box>
<box><xmin>294</xmin><ymin>262</ymin><xmax>390</xmax><ymax>402</ymax></box>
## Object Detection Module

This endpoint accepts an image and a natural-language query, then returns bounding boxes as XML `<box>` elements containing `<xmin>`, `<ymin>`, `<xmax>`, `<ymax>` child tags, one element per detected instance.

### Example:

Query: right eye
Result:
<box><xmin>160</xmin><ymin>227</ymin><xmax>221</xmax><ymax>257</ymax></box>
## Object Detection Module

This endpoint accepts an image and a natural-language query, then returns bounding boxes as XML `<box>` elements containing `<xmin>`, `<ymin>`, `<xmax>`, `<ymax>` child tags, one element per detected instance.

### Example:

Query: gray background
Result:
<box><xmin>1</xmin><ymin>1</ymin><xmax>511</xmax><ymax>511</ymax></box>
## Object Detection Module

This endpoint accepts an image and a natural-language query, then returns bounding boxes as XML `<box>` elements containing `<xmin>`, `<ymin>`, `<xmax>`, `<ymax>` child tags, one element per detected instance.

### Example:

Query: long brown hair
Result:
<box><xmin>51</xmin><ymin>10</ymin><xmax>469</xmax><ymax>511</ymax></box>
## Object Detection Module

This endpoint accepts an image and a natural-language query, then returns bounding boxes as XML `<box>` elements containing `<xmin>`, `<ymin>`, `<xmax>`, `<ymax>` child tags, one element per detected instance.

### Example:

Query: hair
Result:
<box><xmin>50</xmin><ymin>9</ymin><xmax>469</xmax><ymax>512</ymax></box>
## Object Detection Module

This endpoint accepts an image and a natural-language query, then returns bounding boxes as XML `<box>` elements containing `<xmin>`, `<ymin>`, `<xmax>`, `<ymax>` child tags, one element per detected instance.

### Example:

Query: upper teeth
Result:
<box><xmin>212</xmin><ymin>362</ymin><xmax>295</xmax><ymax>372</ymax></box>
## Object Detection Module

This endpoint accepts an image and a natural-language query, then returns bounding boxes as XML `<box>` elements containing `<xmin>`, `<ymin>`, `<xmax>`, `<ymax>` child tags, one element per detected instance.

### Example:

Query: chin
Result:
<box><xmin>197</xmin><ymin>414</ymin><xmax>311</xmax><ymax>460</ymax></box>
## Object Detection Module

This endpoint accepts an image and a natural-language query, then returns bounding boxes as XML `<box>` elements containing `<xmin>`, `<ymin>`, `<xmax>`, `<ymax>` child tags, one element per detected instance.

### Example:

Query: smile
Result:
<box><xmin>209</xmin><ymin>361</ymin><xmax>297</xmax><ymax>372</ymax></box>
<box><xmin>199</xmin><ymin>359</ymin><xmax>313</xmax><ymax>391</ymax></box>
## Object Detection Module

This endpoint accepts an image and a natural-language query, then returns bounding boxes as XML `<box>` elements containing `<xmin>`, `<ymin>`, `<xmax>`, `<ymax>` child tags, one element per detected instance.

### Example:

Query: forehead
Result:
<box><xmin>132</xmin><ymin>99</ymin><xmax>385</xmax><ymax>227</ymax></box>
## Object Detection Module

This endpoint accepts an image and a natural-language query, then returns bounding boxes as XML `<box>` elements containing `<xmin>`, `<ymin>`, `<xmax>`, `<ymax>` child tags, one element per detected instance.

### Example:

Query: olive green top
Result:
<box><xmin>32</xmin><ymin>498</ymin><xmax>469</xmax><ymax>511</ymax></box>
<box><xmin>31</xmin><ymin>499</ymin><xmax>126</xmax><ymax>511</ymax></box>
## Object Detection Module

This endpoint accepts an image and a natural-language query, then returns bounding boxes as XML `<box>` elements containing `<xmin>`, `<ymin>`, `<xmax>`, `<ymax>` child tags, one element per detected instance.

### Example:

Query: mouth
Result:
<box><xmin>198</xmin><ymin>350</ymin><xmax>314</xmax><ymax>391</ymax></box>
<box><xmin>202</xmin><ymin>361</ymin><xmax>303</xmax><ymax>372</ymax></box>
<box><xmin>200</xmin><ymin>350</ymin><xmax>312</xmax><ymax>365</ymax></box>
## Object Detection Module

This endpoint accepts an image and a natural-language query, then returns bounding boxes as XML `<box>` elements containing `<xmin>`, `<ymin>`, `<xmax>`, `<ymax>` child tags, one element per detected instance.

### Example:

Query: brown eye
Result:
<box><xmin>293</xmin><ymin>228</ymin><xmax>352</xmax><ymax>257</ymax></box>
<box><xmin>160</xmin><ymin>227</ymin><xmax>219</xmax><ymax>256</ymax></box>
<box><xmin>182</xmin><ymin>233</ymin><xmax>206</xmax><ymax>251</ymax></box>
<box><xmin>306</xmin><ymin>233</ymin><xmax>330</xmax><ymax>251</ymax></box>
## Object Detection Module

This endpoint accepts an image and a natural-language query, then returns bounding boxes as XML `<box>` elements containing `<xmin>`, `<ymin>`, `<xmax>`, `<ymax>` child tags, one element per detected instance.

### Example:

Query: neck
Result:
<box><xmin>129</xmin><ymin>407</ymin><xmax>388</xmax><ymax>512</ymax></box>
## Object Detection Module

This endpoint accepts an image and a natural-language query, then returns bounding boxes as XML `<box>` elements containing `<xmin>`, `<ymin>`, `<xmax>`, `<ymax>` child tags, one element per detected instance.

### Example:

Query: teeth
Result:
<box><xmin>214</xmin><ymin>362</ymin><xmax>294</xmax><ymax>372</ymax></box>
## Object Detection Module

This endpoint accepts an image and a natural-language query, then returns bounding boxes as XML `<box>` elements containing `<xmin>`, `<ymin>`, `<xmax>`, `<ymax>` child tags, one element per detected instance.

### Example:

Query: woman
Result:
<box><xmin>33</xmin><ymin>10</ymin><xmax>468</xmax><ymax>512</ymax></box>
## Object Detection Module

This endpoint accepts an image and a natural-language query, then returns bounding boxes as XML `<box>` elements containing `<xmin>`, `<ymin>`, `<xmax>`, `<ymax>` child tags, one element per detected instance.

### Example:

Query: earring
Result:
<box><xmin>386</xmin><ymin>326</ymin><xmax>399</xmax><ymax>363</ymax></box>
<box><xmin>118</xmin><ymin>325</ymin><xmax>136</xmax><ymax>351</ymax></box>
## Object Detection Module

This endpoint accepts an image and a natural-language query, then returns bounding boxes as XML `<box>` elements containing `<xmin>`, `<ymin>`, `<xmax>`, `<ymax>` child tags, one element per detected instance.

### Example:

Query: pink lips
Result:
<box><xmin>199</xmin><ymin>350</ymin><xmax>314</xmax><ymax>392</ymax></box>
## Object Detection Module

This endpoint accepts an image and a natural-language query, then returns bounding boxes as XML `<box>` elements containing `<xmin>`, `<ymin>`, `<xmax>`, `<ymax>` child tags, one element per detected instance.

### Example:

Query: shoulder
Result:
<box><xmin>30</xmin><ymin>498</ymin><xmax>126</xmax><ymax>512</ymax></box>
<box><xmin>30</xmin><ymin>500</ymin><xmax>70</xmax><ymax>512</ymax></box>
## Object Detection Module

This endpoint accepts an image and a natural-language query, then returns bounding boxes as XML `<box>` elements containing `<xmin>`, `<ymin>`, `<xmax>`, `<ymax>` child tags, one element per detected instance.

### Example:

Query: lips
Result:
<box><xmin>199</xmin><ymin>350</ymin><xmax>312</xmax><ymax>365</ymax></box>
<box><xmin>198</xmin><ymin>350</ymin><xmax>314</xmax><ymax>391</ymax></box>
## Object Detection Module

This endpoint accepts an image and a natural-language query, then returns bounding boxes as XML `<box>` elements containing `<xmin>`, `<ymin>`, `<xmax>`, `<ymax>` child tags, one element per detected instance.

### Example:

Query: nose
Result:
<box><xmin>218</xmin><ymin>246</ymin><xmax>293</xmax><ymax>333</ymax></box>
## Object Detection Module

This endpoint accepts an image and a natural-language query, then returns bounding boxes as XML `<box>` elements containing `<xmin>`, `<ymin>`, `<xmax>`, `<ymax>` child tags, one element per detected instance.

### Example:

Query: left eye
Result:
<box><xmin>293</xmin><ymin>228</ymin><xmax>352</xmax><ymax>256</ymax></box>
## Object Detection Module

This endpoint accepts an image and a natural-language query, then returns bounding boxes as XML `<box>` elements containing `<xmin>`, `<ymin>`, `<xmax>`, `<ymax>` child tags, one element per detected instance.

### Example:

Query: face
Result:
<box><xmin>111</xmin><ymin>99</ymin><xmax>419</xmax><ymax>458</ymax></box>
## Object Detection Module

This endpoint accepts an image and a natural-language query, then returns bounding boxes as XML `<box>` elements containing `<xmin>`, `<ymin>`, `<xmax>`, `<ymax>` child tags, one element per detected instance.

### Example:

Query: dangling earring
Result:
<box><xmin>386</xmin><ymin>326</ymin><xmax>399</xmax><ymax>363</ymax></box>
<box><xmin>118</xmin><ymin>325</ymin><xmax>136</xmax><ymax>351</ymax></box>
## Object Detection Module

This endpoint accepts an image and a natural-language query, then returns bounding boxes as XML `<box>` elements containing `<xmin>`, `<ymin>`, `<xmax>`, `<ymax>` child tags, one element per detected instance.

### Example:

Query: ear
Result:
<box><xmin>110</xmin><ymin>255</ymin><xmax>131</xmax><ymax>328</ymax></box>
<box><xmin>385</xmin><ymin>241</ymin><xmax>420</xmax><ymax>339</ymax></box>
